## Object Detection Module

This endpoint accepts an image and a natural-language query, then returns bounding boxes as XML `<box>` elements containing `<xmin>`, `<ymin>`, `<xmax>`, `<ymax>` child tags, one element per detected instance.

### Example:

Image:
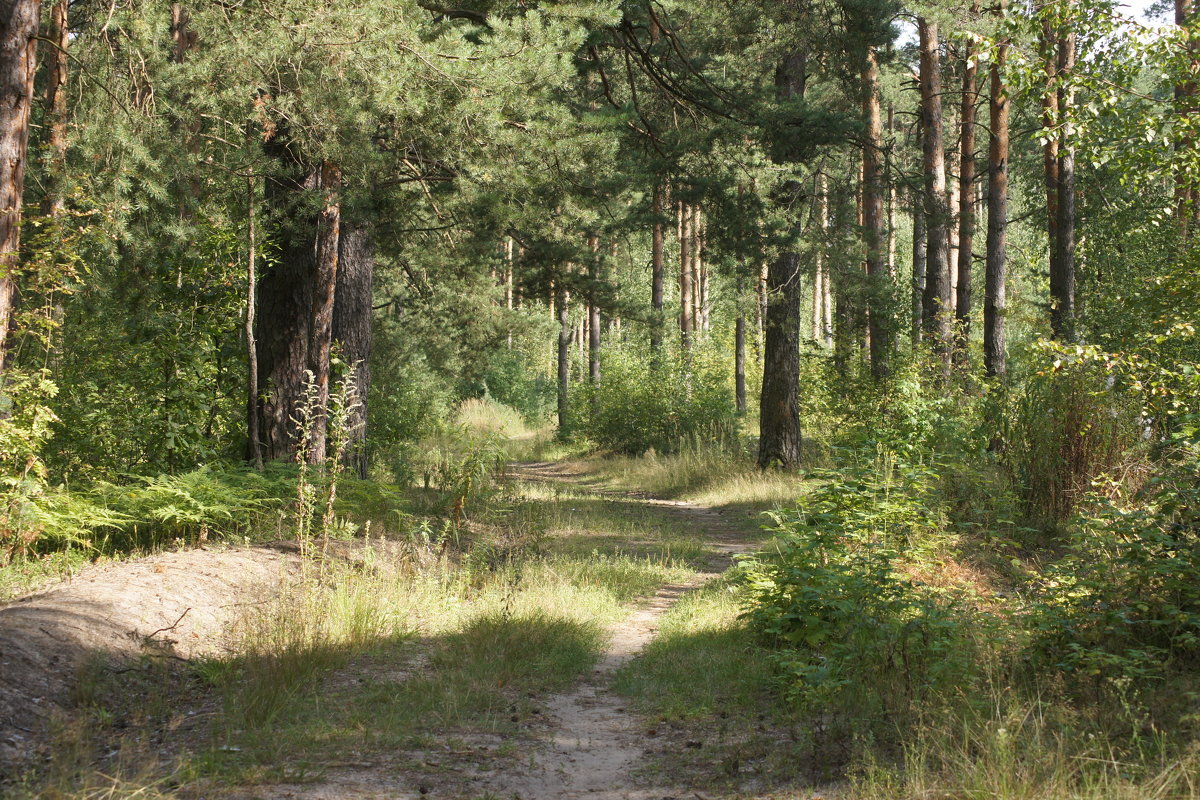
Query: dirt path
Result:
<box><xmin>468</xmin><ymin>463</ymin><xmax>756</xmax><ymax>799</ymax></box>
<box><xmin>260</xmin><ymin>463</ymin><xmax>759</xmax><ymax>800</ymax></box>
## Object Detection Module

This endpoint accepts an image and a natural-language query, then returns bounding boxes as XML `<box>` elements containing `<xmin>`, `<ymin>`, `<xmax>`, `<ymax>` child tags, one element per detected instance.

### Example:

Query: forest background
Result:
<box><xmin>3</xmin><ymin>0</ymin><xmax>1200</xmax><ymax>795</ymax></box>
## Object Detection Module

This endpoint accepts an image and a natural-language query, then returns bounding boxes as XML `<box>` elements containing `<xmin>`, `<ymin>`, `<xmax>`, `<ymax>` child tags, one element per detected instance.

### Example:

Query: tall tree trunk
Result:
<box><xmin>1052</xmin><ymin>29</ymin><xmax>1077</xmax><ymax>341</ymax></box>
<box><xmin>650</xmin><ymin>181</ymin><xmax>665</xmax><ymax>354</ymax></box>
<box><xmin>304</xmin><ymin>161</ymin><xmax>341</xmax><ymax>466</ymax></box>
<box><xmin>1041</xmin><ymin>20</ymin><xmax>1062</xmax><ymax>334</ymax></box>
<box><xmin>887</xmin><ymin>105</ymin><xmax>898</xmax><ymax>280</ymax></box>
<box><xmin>756</xmin><ymin>262</ymin><xmax>768</xmax><ymax>355</ymax></box>
<box><xmin>679</xmin><ymin>201</ymin><xmax>694</xmax><ymax>353</ymax></box>
<box><xmin>700</xmin><ymin>209</ymin><xmax>705</xmax><ymax>331</ymax></box>
<box><xmin>918</xmin><ymin>18</ymin><xmax>952</xmax><ymax>370</ymax></box>
<box><xmin>912</xmin><ymin>185</ymin><xmax>927</xmax><ymax>347</ymax></box>
<box><xmin>587</xmin><ymin>232</ymin><xmax>601</xmax><ymax>385</ymax></box>
<box><xmin>735</xmin><ymin>273</ymin><xmax>747</xmax><ymax>414</ymax></box>
<box><xmin>862</xmin><ymin>45</ymin><xmax>890</xmax><ymax>380</ymax></box>
<box><xmin>41</xmin><ymin>0</ymin><xmax>68</xmax><ymax>216</ymax></box>
<box><xmin>0</xmin><ymin>0</ymin><xmax>39</xmax><ymax>375</ymax></box>
<box><xmin>332</xmin><ymin>223</ymin><xmax>374</xmax><ymax>478</ymax></box>
<box><xmin>246</xmin><ymin>177</ymin><xmax>263</xmax><ymax>469</ymax></box>
<box><xmin>985</xmin><ymin>23</ymin><xmax>1010</xmax><ymax>378</ymax></box>
<box><xmin>757</xmin><ymin>50</ymin><xmax>806</xmax><ymax>470</ymax></box>
<box><xmin>1177</xmin><ymin>0</ymin><xmax>1199</xmax><ymax>238</ymax></box>
<box><xmin>556</xmin><ymin>284</ymin><xmax>570</xmax><ymax>433</ymax></box>
<box><xmin>956</xmin><ymin>10</ymin><xmax>979</xmax><ymax>362</ymax></box>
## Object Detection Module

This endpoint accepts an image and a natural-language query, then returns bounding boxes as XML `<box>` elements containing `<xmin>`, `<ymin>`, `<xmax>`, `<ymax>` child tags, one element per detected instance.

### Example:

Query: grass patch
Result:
<box><xmin>613</xmin><ymin>576</ymin><xmax>817</xmax><ymax>789</ymax></box>
<box><xmin>569</xmin><ymin>444</ymin><xmax>809</xmax><ymax>513</ymax></box>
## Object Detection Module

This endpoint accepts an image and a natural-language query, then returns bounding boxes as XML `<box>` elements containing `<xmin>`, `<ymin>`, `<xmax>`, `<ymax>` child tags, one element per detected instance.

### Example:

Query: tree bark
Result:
<box><xmin>757</xmin><ymin>50</ymin><xmax>806</xmax><ymax>470</ymax></box>
<box><xmin>1041</xmin><ymin>20</ymin><xmax>1062</xmax><ymax>333</ymax></box>
<box><xmin>912</xmin><ymin>185</ymin><xmax>927</xmax><ymax>347</ymax></box>
<box><xmin>41</xmin><ymin>0</ymin><xmax>68</xmax><ymax>216</ymax></box>
<box><xmin>1177</xmin><ymin>0</ymin><xmax>1199</xmax><ymax>237</ymax></box>
<box><xmin>984</xmin><ymin>24</ymin><xmax>1009</xmax><ymax>378</ymax></box>
<box><xmin>556</xmin><ymin>284</ymin><xmax>570</xmax><ymax>432</ymax></box>
<box><xmin>332</xmin><ymin>223</ymin><xmax>374</xmax><ymax>478</ymax></box>
<box><xmin>1052</xmin><ymin>29</ymin><xmax>1077</xmax><ymax>341</ymax></box>
<box><xmin>587</xmin><ymin>232</ymin><xmax>601</xmax><ymax>385</ymax></box>
<box><xmin>862</xmin><ymin>45</ymin><xmax>890</xmax><ymax>379</ymax></box>
<box><xmin>246</xmin><ymin>177</ymin><xmax>263</xmax><ymax>469</ymax></box>
<box><xmin>735</xmin><ymin>273</ymin><xmax>747</xmax><ymax>414</ymax></box>
<box><xmin>956</xmin><ymin>11</ymin><xmax>979</xmax><ymax>362</ymax></box>
<box><xmin>918</xmin><ymin>18</ymin><xmax>952</xmax><ymax>370</ymax></box>
<box><xmin>0</xmin><ymin>0</ymin><xmax>39</xmax><ymax>374</ymax></box>
<box><xmin>304</xmin><ymin>161</ymin><xmax>342</xmax><ymax>466</ymax></box>
<box><xmin>650</xmin><ymin>181</ymin><xmax>665</xmax><ymax>354</ymax></box>
<box><xmin>679</xmin><ymin>201</ymin><xmax>694</xmax><ymax>353</ymax></box>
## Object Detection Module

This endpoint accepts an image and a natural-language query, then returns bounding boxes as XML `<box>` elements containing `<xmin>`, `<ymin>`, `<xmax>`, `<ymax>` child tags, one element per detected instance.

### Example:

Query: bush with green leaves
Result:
<box><xmin>999</xmin><ymin>342</ymin><xmax>1143</xmax><ymax>527</ymax></box>
<box><xmin>1023</xmin><ymin>435</ymin><xmax>1200</xmax><ymax>683</ymax></box>
<box><xmin>572</xmin><ymin>344</ymin><xmax>737</xmax><ymax>455</ymax></box>
<box><xmin>739</xmin><ymin>448</ymin><xmax>978</xmax><ymax>732</ymax></box>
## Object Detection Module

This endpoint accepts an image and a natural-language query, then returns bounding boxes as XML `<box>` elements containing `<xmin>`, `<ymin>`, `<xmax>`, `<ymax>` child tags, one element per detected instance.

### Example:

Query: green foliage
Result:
<box><xmin>739</xmin><ymin>447</ymin><xmax>977</xmax><ymax>731</ymax></box>
<box><xmin>1024</xmin><ymin>440</ymin><xmax>1200</xmax><ymax>682</ymax></box>
<box><xmin>1000</xmin><ymin>343</ymin><xmax>1144</xmax><ymax>527</ymax></box>
<box><xmin>573</xmin><ymin>344</ymin><xmax>737</xmax><ymax>455</ymax></box>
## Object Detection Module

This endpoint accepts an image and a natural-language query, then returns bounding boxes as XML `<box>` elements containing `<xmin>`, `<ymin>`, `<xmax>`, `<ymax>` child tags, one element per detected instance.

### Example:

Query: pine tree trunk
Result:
<box><xmin>1177</xmin><ymin>0</ymin><xmax>1199</xmax><ymax>237</ymax></box>
<box><xmin>984</xmin><ymin>26</ymin><xmax>1010</xmax><ymax>378</ymax></box>
<box><xmin>918</xmin><ymin>18</ymin><xmax>952</xmax><ymax>371</ymax></box>
<box><xmin>0</xmin><ymin>0</ymin><xmax>39</xmax><ymax>374</ymax></box>
<box><xmin>650</xmin><ymin>181</ymin><xmax>665</xmax><ymax>354</ymax></box>
<box><xmin>757</xmin><ymin>50</ymin><xmax>806</xmax><ymax>470</ymax></box>
<box><xmin>912</xmin><ymin>185</ymin><xmax>927</xmax><ymax>347</ymax></box>
<box><xmin>1052</xmin><ymin>30</ymin><xmax>1077</xmax><ymax>341</ymax></box>
<box><xmin>556</xmin><ymin>285</ymin><xmax>570</xmax><ymax>432</ymax></box>
<box><xmin>246</xmin><ymin>177</ymin><xmax>263</xmax><ymax>469</ymax></box>
<box><xmin>956</xmin><ymin>13</ymin><xmax>979</xmax><ymax>362</ymax></box>
<box><xmin>41</xmin><ymin>0</ymin><xmax>68</xmax><ymax>216</ymax></box>
<box><xmin>304</xmin><ymin>161</ymin><xmax>342</xmax><ymax>466</ymax></box>
<box><xmin>1041</xmin><ymin>20</ymin><xmax>1062</xmax><ymax>332</ymax></box>
<box><xmin>679</xmin><ymin>201</ymin><xmax>694</xmax><ymax>353</ymax></box>
<box><xmin>735</xmin><ymin>272</ymin><xmax>746</xmax><ymax>414</ymax></box>
<box><xmin>257</xmin><ymin>160</ymin><xmax>319</xmax><ymax>462</ymax></box>
<box><xmin>862</xmin><ymin>46</ymin><xmax>890</xmax><ymax>380</ymax></box>
<box><xmin>588</xmin><ymin>233</ymin><xmax>601</xmax><ymax>385</ymax></box>
<box><xmin>332</xmin><ymin>223</ymin><xmax>374</xmax><ymax>478</ymax></box>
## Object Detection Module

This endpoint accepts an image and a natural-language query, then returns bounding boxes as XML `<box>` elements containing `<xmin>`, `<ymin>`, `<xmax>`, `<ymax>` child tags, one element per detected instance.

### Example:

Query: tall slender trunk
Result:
<box><xmin>1052</xmin><ymin>29</ymin><xmax>1077</xmax><ymax>341</ymax></box>
<box><xmin>956</xmin><ymin>10</ymin><xmax>980</xmax><ymax>362</ymax></box>
<box><xmin>1041</xmin><ymin>20</ymin><xmax>1062</xmax><ymax>332</ymax></box>
<box><xmin>985</xmin><ymin>22</ymin><xmax>1010</xmax><ymax>378</ymax></box>
<box><xmin>735</xmin><ymin>272</ymin><xmax>747</xmax><ymax>414</ymax></box>
<box><xmin>650</xmin><ymin>181</ymin><xmax>665</xmax><ymax>354</ymax></box>
<box><xmin>1177</xmin><ymin>0</ymin><xmax>1199</xmax><ymax>237</ymax></box>
<box><xmin>332</xmin><ymin>223</ymin><xmax>374</xmax><ymax>478</ymax></box>
<box><xmin>863</xmin><ymin>45</ymin><xmax>890</xmax><ymax>380</ymax></box>
<box><xmin>246</xmin><ymin>177</ymin><xmax>263</xmax><ymax>469</ymax></box>
<box><xmin>887</xmin><ymin>105</ymin><xmax>898</xmax><ymax>280</ymax></box>
<box><xmin>757</xmin><ymin>50</ymin><xmax>806</xmax><ymax>469</ymax></box>
<box><xmin>41</xmin><ymin>0</ymin><xmax>68</xmax><ymax>216</ymax></box>
<box><xmin>679</xmin><ymin>201</ymin><xmax>694</xmax><ymax>353</ymax></box>
<box><xmin>918</xmin><ymin>18</ymin><xmax>952</xmax><ymax>370</ymax></box>
<box><xmin>696</xmin><ymin>208</ymin><xmax>709</xmax><ymax>331</ymax></box>
<box><xmin>556</xmin><ymin>285</ymin><xmax>570</xmax><ymax>432</ymax></box>
<box><xmin>304</xmin><ymin>161</ymin><xmax>341</xmax><ymax>466</ymax></box>
<box><xmin>756</xmin><ymin>262</ymin><xmax>768</xmax><ymax>355</ymax></box>
<box><xmin>588</xmin><ymin>233</ymin><xmax>601</xmax><ymax>384</ymax></box>
<box><xmin>0</xmin><ymin>0</ymin><xmax>40</xmax><ymax>374</ymax></box>
<box><xmin>912</xmin><ymin>185</ymin><xmax>927</xmax><ymax>346</ymax></box>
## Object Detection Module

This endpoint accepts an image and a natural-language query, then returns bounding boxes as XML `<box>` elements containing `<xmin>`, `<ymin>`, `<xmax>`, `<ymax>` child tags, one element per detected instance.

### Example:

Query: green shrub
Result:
<box><xmin>1000</xmin><ymin>343</ymin><xmax>1142</xmax><ymax>527</ymax></box>
<box><xmin>1024</xmin><ymin>438</ymin><xmax>1200</xmax><ymax>682</ymax></box>
<box><xmin>573</xmin><ymin>344</ymin><xmax>737</xmax><ymax>455</ymax></box>
<box><xmin>739</xmin><ymin>448</ymin><xmax>978</xmax><ymax>731</ymax></box>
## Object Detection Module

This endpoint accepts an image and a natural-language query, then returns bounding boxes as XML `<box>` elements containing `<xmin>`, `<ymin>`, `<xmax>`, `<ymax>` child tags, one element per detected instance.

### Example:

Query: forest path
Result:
<box><xmin>471</xmin><ymin>461</ymin><xmax>757</xmax><ymax>800</ymax></box>
<box><xmin>260</xmin><ymin>460</ymin><xmax>762</xmax><ymax>800</ymax></box>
